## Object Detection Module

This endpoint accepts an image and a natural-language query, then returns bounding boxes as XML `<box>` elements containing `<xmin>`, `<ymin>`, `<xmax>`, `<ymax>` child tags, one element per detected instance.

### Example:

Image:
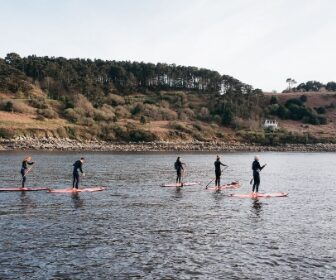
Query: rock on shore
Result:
<box><xmin>1</xmin><ymin>137</ymin><xmax>336</xmax><ymax>152</ymax></box>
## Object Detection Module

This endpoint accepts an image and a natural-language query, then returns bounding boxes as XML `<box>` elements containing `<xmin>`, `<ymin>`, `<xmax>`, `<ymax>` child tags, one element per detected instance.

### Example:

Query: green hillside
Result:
<box><xmin>0</xmin><ymin>53</ymin><xmax>335</xmax><ymax>144</ymax></box>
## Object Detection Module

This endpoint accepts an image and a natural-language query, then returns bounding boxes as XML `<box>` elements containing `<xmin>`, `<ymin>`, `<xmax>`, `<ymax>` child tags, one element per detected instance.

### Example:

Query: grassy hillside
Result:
<box><xmin>0</xmin><ymin>53</ymin><xmax>335</xmax><ymax>144</ymax></box>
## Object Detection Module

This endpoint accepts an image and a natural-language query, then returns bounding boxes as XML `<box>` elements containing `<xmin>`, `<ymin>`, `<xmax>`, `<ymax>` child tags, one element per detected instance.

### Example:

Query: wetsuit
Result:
<box><xmin>73</xmin><ymin>160</ymin><xmax>83</xmax><ymax>189</ymax></box>
<box><xmin>214</xmin><ymin>160</ymin><xmax>227</xmax><ymax>187</ymax></box>
<box><xmin>174</xmin><ymin>160</ymin><xmax>184</xmax><ymax>184</ymax></box>
<box><xmin>21</xmin><ymin>160</ymin><xmax>34</xmax><ymax>188</ymax></box>
<box><xmin>252</xmin><ymin>160</ymin><xmax>265</xmax><ymax>193</ymax></box>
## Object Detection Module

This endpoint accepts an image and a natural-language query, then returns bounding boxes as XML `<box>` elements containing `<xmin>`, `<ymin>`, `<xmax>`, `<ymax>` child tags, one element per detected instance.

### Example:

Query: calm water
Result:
<box><xmin>0</xmin><ymin>152</ymin><xmax>335</xmax><ymax>279</ymax></box>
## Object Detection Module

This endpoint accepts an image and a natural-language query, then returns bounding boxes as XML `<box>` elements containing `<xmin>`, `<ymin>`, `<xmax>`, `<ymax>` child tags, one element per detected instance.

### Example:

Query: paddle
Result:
<box><xmin>25</xmin><ymin>167</ymin><xmax>33</xmax><ymax>176</ymax></box>
<box><xmin>205</xmin><ymin>166</ymin><xmax>228</xmax><ymax>189</ymax></box>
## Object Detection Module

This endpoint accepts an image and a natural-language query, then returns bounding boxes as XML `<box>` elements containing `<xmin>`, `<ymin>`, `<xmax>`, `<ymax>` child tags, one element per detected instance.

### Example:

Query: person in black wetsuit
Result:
<box><xmin>73</xmin><ymin>157</ymin><xmax>85</xmax><ymax>189</ymax></box>
<box><xmin>174</xmin><ymin>157</ymin><xmax>185</xmax><ymax>185</ymax></box>
<box><xmin>252</xmin><ymin>155</ymin><xmax>266</xmax><ymax>195</ymax></box>
<box><xmin>21</xmin><ymin>156</ymin><xmax>34</xmax><ymax>188</ymax></box>
<box><xmin>214</xmin><ymin>155</ymin><xmax>228</xmax><ymax>187</ymax></box>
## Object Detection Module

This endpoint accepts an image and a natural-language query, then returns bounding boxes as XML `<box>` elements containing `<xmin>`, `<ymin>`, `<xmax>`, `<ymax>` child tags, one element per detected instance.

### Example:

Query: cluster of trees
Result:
<box><xmin>291</xmin><ymin>80</ymin><xmax>336</xmax><ymax>92</ymax></box>
<box><xmin>2</xmin><ymin>53</ymin><xmax>257</xmax><ymax>102</ymax></box>
<box><xmin>267</xmin><ymin>96</ymin><xmax>327</xmax><ymax>125</ymax></box>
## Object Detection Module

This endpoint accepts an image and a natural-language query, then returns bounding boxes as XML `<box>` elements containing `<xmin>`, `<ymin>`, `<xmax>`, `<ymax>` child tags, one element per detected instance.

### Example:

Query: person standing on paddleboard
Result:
<box><xmin>174</xmin><ymin>157</ymin><xmax>185</xmax><ymax>185</ymax></box>
<box><xmin>73</xmin><ymin>157</ymin><xmax>85</xmax><ymax>189</ymax></box>
<box><xmin>21</xmin><ymin>156</ymin><xmax>34</xmax><ymax>188</ymax></box>
<box><xmin>214</xmin><ymin>155</ymin><xmax>228</xmax><ymax>188</ymax></box>
<box><xmin>252</xmin><ymin>155</ymin><xmax>266</xmax><ymax>195</ymax></box>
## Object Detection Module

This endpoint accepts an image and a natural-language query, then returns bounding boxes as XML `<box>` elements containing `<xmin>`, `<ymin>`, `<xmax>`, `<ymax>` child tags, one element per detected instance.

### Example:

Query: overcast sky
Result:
<box><xmin>0</xmin><ymin>0</ymin><xmax>335</xmax><ymax>91</ymax></box>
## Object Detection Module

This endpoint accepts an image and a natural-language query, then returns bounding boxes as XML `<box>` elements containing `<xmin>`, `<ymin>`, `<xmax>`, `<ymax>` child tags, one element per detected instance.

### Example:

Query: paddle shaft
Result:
<box><xmin>205</xmin><ymin>166</ymin><xmax>228</xmax><ymax>189</ymax></box>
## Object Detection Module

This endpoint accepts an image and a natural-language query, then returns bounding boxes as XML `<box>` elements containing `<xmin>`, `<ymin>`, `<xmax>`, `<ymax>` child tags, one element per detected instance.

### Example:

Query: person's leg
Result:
<box><xmin>72</xmin><ymin>172</ymin><xmax>76</xmax><ymax>188</ymax></box>
<box><xmin>255</xmin><ymin>175</ymin><xmax>260</xmax><ymax>193</ymax></box>
<box><xmin>75</xmin><ymin>172</ymin><xmax>80</xmax><ymax>189</ymax></box>
<box><xmin>256</xmin><ymin>178</ymin><xmax>260</xmax><ymax>193</ymax></box>
<box><xmin>21</xmin><ymin>169</ymin><xmax>26</xmax><ymax>188</ymax></box>
<box><xmin>215</xmin><ymin>172</ymin><xmax>219</xmax><ymax>186</ymax></box>
<box><xmin>177</xmin><ymin>171</ymin><xmax>182</xmax><ymax>184</ymax></box>
<box><xmin>252</xmin><ymin>174</ymin><xmax>257</xmax><ymax>192</ymax></box>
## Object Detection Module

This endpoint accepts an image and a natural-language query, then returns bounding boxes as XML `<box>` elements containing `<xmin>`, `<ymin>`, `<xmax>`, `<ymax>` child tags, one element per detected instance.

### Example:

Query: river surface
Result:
<box><xmin>0</xmin><ymin>152</ymin><xmax>335</xmax><ymax>279</ymax></box>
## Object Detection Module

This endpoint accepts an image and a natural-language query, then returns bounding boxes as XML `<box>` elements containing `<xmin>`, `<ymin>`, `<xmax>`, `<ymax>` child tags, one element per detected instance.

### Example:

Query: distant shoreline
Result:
<box><xmin>1</xmin><ymin>138</ymin><xmax>336</xmax><ymax>152</ymax></box>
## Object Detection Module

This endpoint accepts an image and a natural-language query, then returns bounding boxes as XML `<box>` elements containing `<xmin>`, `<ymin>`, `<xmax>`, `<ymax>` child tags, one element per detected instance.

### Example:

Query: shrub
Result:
<box><xmin>285</xmin><ymin>98</ymin><xmax>303</xmax><ymax>107</ymax></box>
<box><xmin>37</xmin><ymin>108</ymin><xmax>58</xmax><ymax>119</ymax></box>
<box><xmin>56</xmin><ymin>127</ymin><xmax>68</xmax><ymax>138</ymax></box>
<box><xmin>12</xmin><ymin>101</ymin><xmax>35</xmax><ymax>114</ymax></box>
<box><xmin>1</xmin><ymin>100</ymin><xmax>34</xmax><ymax>114</ymax></box>
<box><xmin>0</xmin><ymin>128</ymin><xmax>15</xmax><ymax>139</ymax></box>
<box><xmin>270</xmin><ymin>96</ymin><xmax>278</xmax><ymax>104</ymax></box>
<box><xmin>315</xmin><ymin>107</ymin><xmax>326</xmax><ymax>114</ymax></box>
<box><xmin>29</xmin><ymin>96</ymin><xmax>49</xmax><ymax>109</ymax></box>
<box><xmin>94</xmin><ymin>104</ymin><xmax>115</xmax><ymax>121</ymax></box>
<box><xmin>64</xmin><ymin>108</ymin><xmax>80</xmax><ymax>123</ymax></box>
<box><xmin>159</xmin><ymin>107</ymin><xmax>178</xmax><ymax>120</ymax></box>
<box><xmin>300</xmin><ymin>95</ymin><xmax>308</xmax><ymax>102</ymax></box>
<box><xmin>75</xmin><ymin>95</ymin><xmax>95</xmax><ymax>113</ymax></box>
<box><xmin>114</xmin><ymin>105</ymin><xmax>131</xmax><ymax>118</ymax></box>
<box><xmin>107</xmin><ymin>94</ymin><xmax>125</xmax><ymax>106</ymax></box>
<box><xmin>113</xmin><ymin>125</ymin><xmax>130</xmax><ymax>141</ymax></box>
<box><xmin>129</xmin><ymin>129</ymin><xmax>157</xmax><ymax>142</ymax></box>
<box><xmin>4</xmin><ymin>101</ymin><xmax>13</xmax><ymax>112</ymax></box>
<box><xmin>198</xmin><ymin>107</ymin><xmax>210</xmax><ymax>121</ymax></box>
<box><xmin>140</xmin><ymin>115</ymin><xmax>148</xmax><ymax>124</ymax></box>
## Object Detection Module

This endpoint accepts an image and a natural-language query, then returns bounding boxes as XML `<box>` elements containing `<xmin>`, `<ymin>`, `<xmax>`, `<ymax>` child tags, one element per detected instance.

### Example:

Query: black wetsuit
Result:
<box><xmin>214</xmin><ymin>160</ymin><xmax>226</xmax><ymax>187</ymax></box>
<box><xmin>174</xmin><ymin>160</ymin><xmax>184</xmax><ymax>184</ymax></box>
<box><xmin>73</xmin><ymin>160</ymin><xmax>83</xmax><ymax>189</ymax></box>
<box><xmin>252</xmin><ymin>160</ymin><xmax>264</xmax><ymax>192</ymax></box>
<box><xmin>21</xmin><ymin>160</ymin><xmax>34</xmax><ymax>188</ymax></box>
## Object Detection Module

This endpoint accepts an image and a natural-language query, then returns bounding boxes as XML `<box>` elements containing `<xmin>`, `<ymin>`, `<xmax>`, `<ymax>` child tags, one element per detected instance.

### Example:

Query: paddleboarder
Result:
<box><xmin>251</xmin><ymin>155</ymin><xmax>266</xmax><ymax>195</ymax></box>
<box><xmin>21</xmin><ymin>156</ymin><xmax>34</xmax><ymax>188</ymax></box>
<box><xmin>73</xmin><ymin>157</ymin><xmax>85</xmax><ymax>189</ymax></box>
<box><xmin>214</xmin><ymin>155</ymin><xmax>228</xmax><ymax>188</ymax></box>
<box><xmin>174</xmin><ymin>157</ymin><xmax>185</xmax><ymax>186</ymax></box>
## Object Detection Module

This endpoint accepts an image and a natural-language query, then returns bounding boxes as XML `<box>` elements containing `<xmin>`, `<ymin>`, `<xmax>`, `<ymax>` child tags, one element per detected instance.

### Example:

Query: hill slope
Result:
<box><xmin>0</xmin><ymin>53</ymin><xmax>335</xmax><ymax>144</ymax></box>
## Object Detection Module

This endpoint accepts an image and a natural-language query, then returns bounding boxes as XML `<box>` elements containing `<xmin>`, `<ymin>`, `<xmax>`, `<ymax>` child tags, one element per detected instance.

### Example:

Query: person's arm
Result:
<box><xmin>257</xmin><ymin>162</ymin><xmax>266</xmax><ymax>170</ymax></box>
<box><xmin>79</xmin><ymin>162</ymin><xmax>84</xmax><ymax>173</ymax></box>
<box><xmin>220</xmin><ymin>162</ymin><xmax>228</xmax><ymax>167</ymax></box>
<box><xmin>28</xmin><ymin>161</ymin><xmax>34</xmax><ymax>165</ymax></box>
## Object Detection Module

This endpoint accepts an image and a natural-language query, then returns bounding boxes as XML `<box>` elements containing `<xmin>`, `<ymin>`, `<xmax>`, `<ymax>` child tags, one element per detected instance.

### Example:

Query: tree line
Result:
<box><xmin>1</xmin><ymin>53</ymin><xmax>259</xmax><ymax>104</ymax></box>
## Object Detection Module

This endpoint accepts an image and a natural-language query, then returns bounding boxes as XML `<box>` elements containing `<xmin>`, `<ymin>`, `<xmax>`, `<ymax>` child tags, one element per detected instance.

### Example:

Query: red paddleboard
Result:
<box><xmin>207</xmin><ymin>181</ymin><xmax>241</xmax><ymax>191</ymax></box>
<box><xmin>230</xmin><ymin>192</ymin><xmax>288</xmax><ymax>198</ymax></box>
<box><xmin>0</xmin><ymin>187</ymin><xmax>49</xmax><ymax>192</ymax></box>
<box><xmin>48</xmin><ymin>187</ymin><xmax>106</xmax><ymax>193</ymax></box>
<box><xmin>160</xmin><ymin>182</ymin><xmax>199</xmax><ymax>187</ymax></box>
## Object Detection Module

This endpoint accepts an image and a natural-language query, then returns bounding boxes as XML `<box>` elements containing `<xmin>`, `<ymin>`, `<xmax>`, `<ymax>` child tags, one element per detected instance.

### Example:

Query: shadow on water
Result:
<box><xmin>71</xmin><ymin>193</ymin><xmax>84</xmax><ymax>209</ymax></box>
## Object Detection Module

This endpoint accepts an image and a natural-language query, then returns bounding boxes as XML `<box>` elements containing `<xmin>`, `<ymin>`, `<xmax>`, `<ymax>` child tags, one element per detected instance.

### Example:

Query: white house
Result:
<box><xmin>263</xmin><ymin>119</ymin><xmax>279</xmax><ymax>130</ymax></box>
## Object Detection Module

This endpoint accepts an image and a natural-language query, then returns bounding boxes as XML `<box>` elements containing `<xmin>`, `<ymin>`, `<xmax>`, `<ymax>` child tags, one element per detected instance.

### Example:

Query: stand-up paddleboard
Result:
<box><xmin>0</xmin><ymin>187</ymin><xmax>49</xmax><ymax>192</ymax></box>
<box><xmin>229</xmin><ymin>192</ymin><xmax>288</xmax><ymax>198</ymax></box>
<box><xmin>160</xmin><ymin>182</ymin><xmax>199</xmax><ymax>187</ymax></box>
<box><xmin>207</xmin><ymin>181</ymin><xmax>241</xmax><ymax>191</ymax></box>
<box><xmin>48</xmin><ymin>187</ymin><xmax>106</xmax><ymax>193</ymax></box>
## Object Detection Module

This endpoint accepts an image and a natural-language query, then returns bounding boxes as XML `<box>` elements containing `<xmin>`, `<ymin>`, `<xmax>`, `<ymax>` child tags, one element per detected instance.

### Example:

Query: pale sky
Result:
<box><xmin>1</xmin><ymin>0</ymin><xmax>335</xmax><ymax>91</ymax></box>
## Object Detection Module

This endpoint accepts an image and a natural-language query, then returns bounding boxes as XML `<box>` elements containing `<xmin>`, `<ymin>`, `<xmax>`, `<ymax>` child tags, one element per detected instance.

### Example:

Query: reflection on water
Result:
<box><xmin>251</xmin><ymin>199</ymin><xmax>262</xmax><ymax>217</ymax></box>
<box><xmin>0</xmin><ymin>152</ymin><xmax>335</xmax><ymax>279</ymax></box>
<box><xmin>19</xmin><ymin>191</ymin><xmax>37</xmax><ymax>213</ymax></box>
<box><xmin>71</xmin><ymin>193</ymin><xmax>84</xmax><ymax>209</ymax></box>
